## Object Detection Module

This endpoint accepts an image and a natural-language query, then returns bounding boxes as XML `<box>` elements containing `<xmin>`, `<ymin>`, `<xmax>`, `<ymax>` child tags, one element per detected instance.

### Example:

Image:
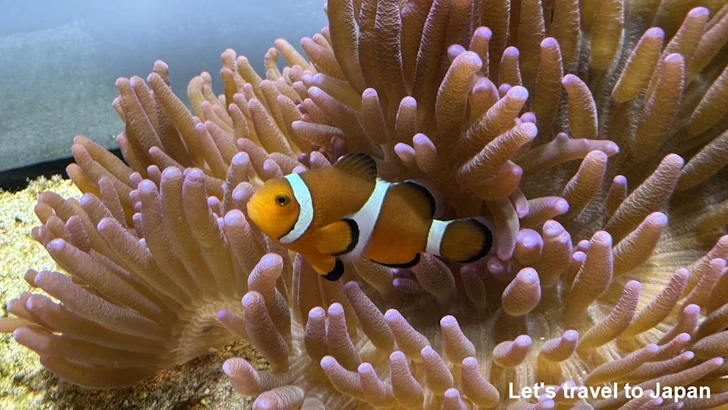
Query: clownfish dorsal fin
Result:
<box><xmin>314</xmin><ymin>219</ymin><xmax>359</xmax><ymax>256</ymax></box>
<box><xmin>333</xmin><ymin>153</ymin><xmax>378</xmax><ymax>181</ymax></box>
<box><xmin>389</xmin><ymin>181</ymin><xmax>436</xmax><ymax>219</ymax></box>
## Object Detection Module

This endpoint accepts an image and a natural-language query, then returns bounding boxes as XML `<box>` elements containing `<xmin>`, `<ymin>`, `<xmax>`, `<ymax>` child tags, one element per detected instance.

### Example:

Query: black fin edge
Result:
<box><xmin>371</xmin><ymin>253</ymin><xmax>421</xmax><ymax>269</ymax></box>
<box><xmin>331</xmin><ymin>219</ymin><xmax>359</xmax><ymax>256</ymax></box>
<box><xmin>404</xmin><ymin>180</ymin><xmax>436</xmax><ymax>218</ymax></box>
<box><xmin>323</xmin><ymin>259</ymin><xmax>345</xmax><ymax>281</ymax></box>
<box><xmin>458</xmin><ymin>219</ymin><xmax>493</xmax><ymax>264</ymax></box>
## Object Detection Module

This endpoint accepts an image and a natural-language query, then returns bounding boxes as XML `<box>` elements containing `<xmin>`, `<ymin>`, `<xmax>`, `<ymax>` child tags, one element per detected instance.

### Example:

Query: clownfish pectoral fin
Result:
<box><xmin>333</xmin><ymin>153</ymin><xmax>377</xmax><ymax>181</ymax></box>
<box><xmin>430</xmin><ymin>218</ymin><xmax>493</xmax><ymax>263</ymax></box>
<box><xmin>389</xmin><ymin>181</ymin><xmax>436</xmax><ymax>219</ymax></box>
<box><xmin>314</xmin><ymin>219</ymin><xmax>359</xmax><ymax>256</ymax></box>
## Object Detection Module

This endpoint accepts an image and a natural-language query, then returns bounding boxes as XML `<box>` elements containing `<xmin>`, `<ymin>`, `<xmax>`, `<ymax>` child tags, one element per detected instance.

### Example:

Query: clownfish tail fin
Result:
<box><xmin>428</xmin><ymin>218</ymin><xmax>492</xmax><ymax>263</ymax></box>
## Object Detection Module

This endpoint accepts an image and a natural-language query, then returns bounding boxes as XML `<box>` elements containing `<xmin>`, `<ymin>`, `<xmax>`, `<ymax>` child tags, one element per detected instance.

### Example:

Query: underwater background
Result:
<box><xmin>0</xmin><ymin>0</ymin><xmax>326</xmax><ymax>174</ymax></box>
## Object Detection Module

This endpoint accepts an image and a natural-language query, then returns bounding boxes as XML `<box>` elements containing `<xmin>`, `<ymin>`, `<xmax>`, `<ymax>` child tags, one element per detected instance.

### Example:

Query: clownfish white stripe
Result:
<box><xmin>426</xmin><ymin>220</ymin><xmax>451</xmax><ymax>257</ymax></box>
<box><xmin>279</xmin><ymin>173</ymin><xmax>314</xmax><ymax>244</ymax></box>
<box><xmin>340</xmin><ymin>179</ymin><xmax>390</xmax><ymax>261</ymax></box>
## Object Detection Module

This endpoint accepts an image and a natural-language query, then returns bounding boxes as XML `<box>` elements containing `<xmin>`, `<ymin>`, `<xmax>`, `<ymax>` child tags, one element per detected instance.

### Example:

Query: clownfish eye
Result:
<box><xmin>275</xmin><ymin>195</ymin><xmax>290</xmax><ymax>206</ymax></box>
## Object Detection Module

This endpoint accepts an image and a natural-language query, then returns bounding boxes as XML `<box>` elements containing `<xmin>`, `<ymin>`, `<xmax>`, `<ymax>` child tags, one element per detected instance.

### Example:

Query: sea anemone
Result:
<box><xmin>3</xmin><ymin>0</ymin><xmax>728</xmax><ymax>408</ymax></box>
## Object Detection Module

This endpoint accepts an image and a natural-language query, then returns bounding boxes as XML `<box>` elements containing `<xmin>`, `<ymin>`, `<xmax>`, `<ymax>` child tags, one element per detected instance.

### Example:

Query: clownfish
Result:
<box><xmin>247</xmin><ymin>153</ymin><xmax>493</xmax><ymax>281</ymax></box>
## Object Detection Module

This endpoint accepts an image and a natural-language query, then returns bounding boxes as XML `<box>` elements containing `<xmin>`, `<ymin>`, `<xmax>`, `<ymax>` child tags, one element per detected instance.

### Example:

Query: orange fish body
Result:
<box><xmin>247</xmin><ymin>153</ymin><xmax>492</xmax><ymax>280</ymax></box>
